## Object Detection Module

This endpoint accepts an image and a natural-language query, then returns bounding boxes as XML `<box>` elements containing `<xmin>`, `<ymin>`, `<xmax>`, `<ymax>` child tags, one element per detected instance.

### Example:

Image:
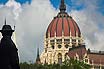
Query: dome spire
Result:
<box><xmin>59</xmin><ymin>0</ymin><xmax>66</xmax><ymax>12</ymax></box>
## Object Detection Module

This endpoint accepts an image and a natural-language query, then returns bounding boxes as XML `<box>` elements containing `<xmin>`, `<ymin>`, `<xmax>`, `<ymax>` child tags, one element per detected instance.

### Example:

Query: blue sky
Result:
<box><xmin>97</xmin><ymin>0</ymin><xmax>104</xmax><ymax>15</ymax></box>
<box><xmin>50</xmin><ymin>0</ymin><xmax>104</xmax><ymax>15</ymax></box>
<box><xmin>50</xmin><ymin>0</ymin><xmax>85</xmax><ymax>11</ymax></box>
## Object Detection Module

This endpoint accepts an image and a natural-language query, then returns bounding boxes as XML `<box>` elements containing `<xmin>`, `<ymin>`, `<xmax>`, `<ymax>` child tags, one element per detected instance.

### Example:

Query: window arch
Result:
<box><xmin>65</xmin><ymin>44</ymin><xmax>69</xmax><ymax>48</ymax></box>
<box><xmin>58</xmin><ymin>45</ymin><xmax>62</xmax><ymax>49</ymax></box>
<box><xmin>84</xmin><ymin>55</ymin><xmax>88</xmax><ymax>63</ymax></box>
<box><xmin>65</xmin><ymin>53</ymin><xmax>68</xmax><ymax>60</ymax></box>
<box><xmin>51</xmin><ymin>45</ymin><xmax>54</xmax><ymax>49</ymax></box>
<box><xmin>58</xmin><ymin>53</ymin><xmax>62</xmax><ymax>64</ymax></box>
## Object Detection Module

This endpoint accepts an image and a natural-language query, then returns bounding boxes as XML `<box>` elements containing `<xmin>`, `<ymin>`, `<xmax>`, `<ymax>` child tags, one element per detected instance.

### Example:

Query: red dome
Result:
<box><xmin>46</xmin><ymin>12</ymin><xmax>81</xmax><ymax>38</ymax></box>
<box><xmin>46</xmin><ymin>0</ymin><xmax>81</xmax><ymax>38</ymax></box>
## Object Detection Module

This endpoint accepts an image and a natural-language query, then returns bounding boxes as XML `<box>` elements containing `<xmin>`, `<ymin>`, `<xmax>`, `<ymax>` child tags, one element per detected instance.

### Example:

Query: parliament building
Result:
<box><xmin>35</xmin><ymin>0</ymin><xmax>104</xmax><ymax>69</ymax></box>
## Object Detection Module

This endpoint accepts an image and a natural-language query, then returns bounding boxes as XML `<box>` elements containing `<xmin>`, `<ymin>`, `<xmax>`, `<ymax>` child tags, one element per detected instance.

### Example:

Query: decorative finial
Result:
<box><xmin>14</xmin><ymin>25</ymin><xmax>15</xmax><ymax>30</ymax></box>
<box><xmin>59</xmin><ymin>0</ymin><xmax>66</xmax><ymax>12</ymax></box>
<box><xmin>37</xmin><ymin>47</ymin><xmax>39</xmax><ymax>58</ymax></box>
<box><xmin>5</xmin><ymin>18</ymin><xmax>6</xmax><ymax>25</ymax></box>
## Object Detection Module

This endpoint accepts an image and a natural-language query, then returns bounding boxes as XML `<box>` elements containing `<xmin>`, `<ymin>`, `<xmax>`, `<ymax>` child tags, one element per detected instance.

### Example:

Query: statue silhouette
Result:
<box><xmin>0</xmin><ymin>24</ymin><xmax>20</xmax><ymax>69</ymax></box>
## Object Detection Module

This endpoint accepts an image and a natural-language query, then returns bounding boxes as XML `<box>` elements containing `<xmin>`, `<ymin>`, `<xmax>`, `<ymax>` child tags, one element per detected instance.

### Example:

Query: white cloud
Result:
<box><xmin>6</xmin><ymin>0</ymin><xmax>22</xmax><ymax>19</ymax></box>
<box><xmin>0</xmin><ymin>0</ymin><xmax>56</xmax><ymax>62</ymax></box>
<box><xmin>70</xmin><ymin>0</ymin><xmax>104</xmax><ymax>51</ymax></box>
<box><xmin>0</xmin><ymin>4</ymin><xmax>3</xmax><ymax>8</ymax></box>
<box><xmin>15</xmin><ymin>0</ymin><xmax>57</xmax><ymax>62</ymax></box>
<box><xmin>0</xmin><ymin>0</ymin><xmax>104</xmax><ymax>63</ymax></box>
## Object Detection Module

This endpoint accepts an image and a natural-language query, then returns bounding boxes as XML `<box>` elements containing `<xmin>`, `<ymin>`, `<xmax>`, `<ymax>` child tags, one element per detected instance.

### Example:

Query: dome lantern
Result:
<box><xmin>59</xmin><ymin>0</ymin><xmax>66</xmax><ymax>13</ymax></box>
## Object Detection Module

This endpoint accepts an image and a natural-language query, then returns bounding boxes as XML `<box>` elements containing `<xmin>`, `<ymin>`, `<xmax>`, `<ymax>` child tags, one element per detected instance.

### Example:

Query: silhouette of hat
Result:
<box><xmin>0</xmin><ymin>25</ymin><xmax>14</xmax><ymax>32</ymax></box>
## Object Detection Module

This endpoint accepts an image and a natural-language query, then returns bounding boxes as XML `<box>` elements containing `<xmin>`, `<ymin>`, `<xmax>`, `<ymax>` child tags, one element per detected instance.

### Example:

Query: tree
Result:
<box><xmin>62</xmin><ymin>59</ymin><xmax>91</xmax><ymax>69</ymax></box>
<box><xmin>19</xmin><ymin>59</ymin><xmax>91</xmax><ymax>69</ymax></box>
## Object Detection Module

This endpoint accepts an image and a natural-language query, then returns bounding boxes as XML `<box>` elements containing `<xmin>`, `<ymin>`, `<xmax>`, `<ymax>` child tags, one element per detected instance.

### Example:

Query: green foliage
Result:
<box><xmin>20</xmin><ymin>59</ymin><xmax>91</xmax><ymax>69</ymax></box>
<box><xmin>63</xmin><ymin>59</ymin><xmax>91</xmax><ymax>69</ymax></box>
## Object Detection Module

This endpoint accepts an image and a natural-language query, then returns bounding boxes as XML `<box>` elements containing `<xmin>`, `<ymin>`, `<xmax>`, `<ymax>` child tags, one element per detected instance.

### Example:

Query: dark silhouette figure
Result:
<box><xmin>0</xmin><ymin>23</ymin><xmax>20</xmax><ymax>69</ymax></box>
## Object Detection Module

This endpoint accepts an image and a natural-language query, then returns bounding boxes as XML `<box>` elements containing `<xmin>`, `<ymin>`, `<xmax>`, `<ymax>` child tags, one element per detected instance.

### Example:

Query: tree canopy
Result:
<box><xmin>20</xmin><ymin>59</ymin><xmax>91</xmax><ymax>69</ymax></box>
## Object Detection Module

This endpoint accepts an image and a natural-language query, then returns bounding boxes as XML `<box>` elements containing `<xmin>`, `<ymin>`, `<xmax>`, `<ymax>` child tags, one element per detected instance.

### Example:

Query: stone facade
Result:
<box><xmin>40</xmin><ymin>1</ymin><xmax>104</xmax><ymax>69</ymax></box>
<box><xmin>68</xmin><ymin>45</ymin><xmax>104</xmax><ymax>69</ymax></box>
<box><xmin>40</xmin><ymin>35</ymin><xmax>83</xmax><ymax>64</ymax></box>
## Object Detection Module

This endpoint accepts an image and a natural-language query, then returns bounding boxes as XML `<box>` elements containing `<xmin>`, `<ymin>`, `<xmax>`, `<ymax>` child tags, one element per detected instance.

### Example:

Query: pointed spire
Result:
<box><xmin>37</xmin><ymin>47</ymin><xmax>39</xmax><ymax>58</ymax></box>
<box><xmin>36</xmin><ymin>47</ymin><xmax>41</xmax><ymax>64</ymax></box>
<box><xmin>5</xmin><ymin>18</ymin><xmax>6</xmax><ymax>25</ymax></box>
<box><xmin>59</xmin><ymin>0</ymin><xmax>66</xmax><ymax>12</ymax></box>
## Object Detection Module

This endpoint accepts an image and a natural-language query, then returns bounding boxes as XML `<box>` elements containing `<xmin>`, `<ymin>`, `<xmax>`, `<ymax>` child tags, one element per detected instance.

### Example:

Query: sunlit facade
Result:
<box><xmin>39</xmin><ymin>0</ymin><xmax>104</xmax><ymax>69</ymax></box>
<box><xmin>40</xmin><ymin>0</ymin><xmax>84</xmax><ymax>64</ymax></box>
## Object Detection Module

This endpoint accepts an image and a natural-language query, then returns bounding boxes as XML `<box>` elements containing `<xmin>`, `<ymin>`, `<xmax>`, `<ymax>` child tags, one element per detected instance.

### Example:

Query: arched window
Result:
<box><xmin>65</xmin><ymin>53</ymin><xmax>68</xmax><ymax>60</ymax></box>
<box><xmin>84</xmin><ymin>56</ymin><xmax>88</xmax><ymax>63</ymax></box>
<box><xmin>58</xmin><ymin>45</ymin><xmax>62</xmax><ymax>49</ymax></box>
<box><xmin>72</xmin><ymin>39</ymin><xmax>76</xmax><ymax>45</ymax></box>
<box><xmin>51</xmin><ymin>45</ymin><xmax>54</xmax><ymax>49</ymax></box>
<box><xmin>58</xmin><ymin>53</ymin><xmax>62</xmax><ymax>64</ymax></box>
<box><xmin>65</xmin><ymin>44</ymin><xmax>69</xmax><ymax>48</ymax></box>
